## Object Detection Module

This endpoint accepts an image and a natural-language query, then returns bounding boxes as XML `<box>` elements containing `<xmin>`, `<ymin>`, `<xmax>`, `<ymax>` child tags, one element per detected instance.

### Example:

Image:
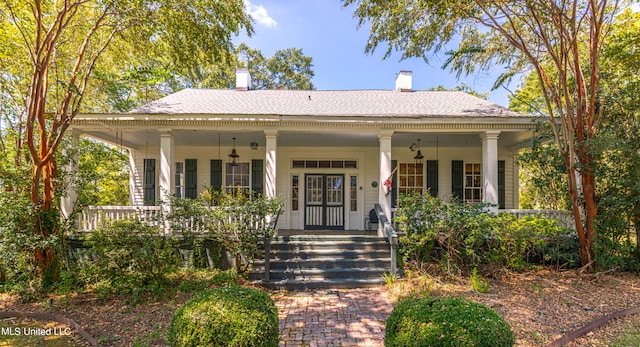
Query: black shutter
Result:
<box><xmin>498</xmin><ymin>160</ymin><xmax>506</xmax><ymax>209</ymax></box>
<box><xmin>426</xmin><ymin>160</ymin><xmax>439</xmax><ymax>197</ymax></box>
<box><xmin>391</xmin><ymin>160</ymin><xmax>398</xmax><ymax>207</ymax></box>
<box><xmin>143</xmin><ymin>159</ymin><xmax>156</xmax><ymax>206</ymax></box>
<box><xmin>210</xmin><ymin>160</ymin><xmax>222</xmax><ymax>191</ymax></box>
<box><xmin>185</xmin><ymin>159</ymin><xmax>197</xmax><ymax>199</ymax></box>
<box><xmin>451</xmin><ymin>160</ymin><xmax>464</xmax><ymax>201</ymax></box>
<box><xmin>251</xmin><ymin>159</ymin><xmax>264</xmax><ymax>196</ymax></box>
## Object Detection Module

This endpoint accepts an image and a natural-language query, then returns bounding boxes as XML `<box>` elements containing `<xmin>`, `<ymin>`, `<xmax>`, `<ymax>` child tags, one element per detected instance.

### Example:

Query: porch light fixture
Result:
<box><xmin>250</xmin><ymin>141</ymin><xmax>259</xmax><ymax>150</ymax></box>
<box><xmin>414</xmin><ymin>139</ymin><xmax>424</xmax><ymax>163</ymax></box>
<box><xmin>229</xmin><ymin>137</ymin><xmax>240</xmax><ymax>166</ymax></box>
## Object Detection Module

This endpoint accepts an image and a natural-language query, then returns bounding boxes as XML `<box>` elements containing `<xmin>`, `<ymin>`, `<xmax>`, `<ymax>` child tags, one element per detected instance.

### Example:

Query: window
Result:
<box><xmin>398</xmin><ymin>163</ymin><xmax>424</xmax><ymax>195</ymax></box>
<box><xmin>350</xmin><ymin>176</ymin><xmax>357</xmax><ymax>211</ymax></box>
<box><xmin>464</xmin><ymin>163</ymin><xmax>482</xmax><ymax>204</ymax></box>
<box><xmin>175</xmin><ymin>162</ymin><xmax>185</xmax><ymax>197</ymax></box>
<box><xmin>291</xmin><ymin>160</ymin><xmax>358</xmax><ymax>169</ymax></box>
<box><xmin>292</xmin><ymin>175</ymin><xmax>299</xmax><ymax>211</ymax></box>
<box><xmin>226</xmin><ymin>162</ymin><xmax>250</xmax><ymax>195</ymax></box>
<box><xmin>143</xmin><ymin>159</ymin><xmax>156</xmax><ymax>205</ymax></box>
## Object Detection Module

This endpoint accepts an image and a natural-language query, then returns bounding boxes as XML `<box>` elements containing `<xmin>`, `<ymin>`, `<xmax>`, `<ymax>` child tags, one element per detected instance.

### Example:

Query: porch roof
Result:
<box><xmin>128</xmin><ymin>89</ymin><xmax>528</xmax><ymax>118</ymax></box>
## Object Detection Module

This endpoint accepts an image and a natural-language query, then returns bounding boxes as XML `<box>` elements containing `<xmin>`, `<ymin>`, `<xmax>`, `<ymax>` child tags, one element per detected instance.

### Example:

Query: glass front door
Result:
<box><xmin>304</xmin><ymin>174</ymin><xmax>345</xmax><ymax>230</ymax></box>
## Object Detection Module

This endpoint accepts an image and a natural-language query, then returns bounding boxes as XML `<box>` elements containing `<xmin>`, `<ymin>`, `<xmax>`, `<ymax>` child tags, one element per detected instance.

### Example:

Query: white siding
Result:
<box><xmin>129</xmin><ymin>142</ymin><xmax>521</xmax><ymax>227</ymax></box>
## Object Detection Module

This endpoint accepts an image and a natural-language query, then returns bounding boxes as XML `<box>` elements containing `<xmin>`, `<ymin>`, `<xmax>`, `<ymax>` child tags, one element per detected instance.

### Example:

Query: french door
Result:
<box><xmin>304</xmin><ymin>174</ymin><xmax>345</xmax><ymax>230</ymax></box>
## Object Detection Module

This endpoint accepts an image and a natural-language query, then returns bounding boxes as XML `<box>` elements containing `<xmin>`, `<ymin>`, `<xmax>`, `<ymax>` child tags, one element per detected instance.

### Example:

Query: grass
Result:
<box><xmin>611</xmin><ymin>327</ymin><xmax>640</xmax><ymax>347</ymax></box>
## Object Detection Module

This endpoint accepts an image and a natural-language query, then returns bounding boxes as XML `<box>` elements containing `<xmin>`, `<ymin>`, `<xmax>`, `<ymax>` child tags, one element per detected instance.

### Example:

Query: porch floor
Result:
<box><xmin>276</xmin><ymin>229</ymin><xmax>379</xmax><ymax>237</ymax></box>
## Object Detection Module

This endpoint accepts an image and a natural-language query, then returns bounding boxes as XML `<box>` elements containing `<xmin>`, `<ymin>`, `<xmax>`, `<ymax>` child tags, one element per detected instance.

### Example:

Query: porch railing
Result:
<box><xmin>501</xmin><ymin>209</ymin><xmax>574</xmax><ymax>229</ymax></box>
<box><xmin>374</xmin><ymin>204</ymin><xmax>399</xmax><ymax>276</ymax></box>
<box><xmin>78</xmin><ymin>206</ymin><xmax>163</xmax><ymax>231</ymax></box>
<box><xmin>77</xmin><ymin>205</ymin><xmax>278</xmax><ymax>233</ymax></box>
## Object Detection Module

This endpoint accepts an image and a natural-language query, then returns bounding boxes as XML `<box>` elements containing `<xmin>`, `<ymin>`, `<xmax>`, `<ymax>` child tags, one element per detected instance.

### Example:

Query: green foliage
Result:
<box><xmin>236</xmin><ymin>43</ymin><xmax>315</xmax><ymax>90</ymax></box>
<box><xmin>175</xmin><ymin>269</ymin><xmax>239</xmax><ymax>293</ymax></box>
<box><xmin>75</xmin><ymin>138</ymin><xmax>130</xmax><ymax>206</ymax></box>
<box><xmin>382</xmin><ymin>271</ymin><xmax>398</xmax><ymax>287</ymax></box>
<box><xmin>0</xmin><ymin>161</ymin><xmax>65</xmax><ymax>295</ymax></box>
<box><xmin>167</xmin><ymin>286</ymin><xmax>279</xmax><ymax>347</ymax></box>
<box><xmin>171</xmin><ymin>190</ymin><xmax>284</xmax><ymax>274</ymax></box>
<box><xmin>385</xmin><ymin>296</ymin><xmax>515</xmax><ymax>347</ymax></box>
<box><xmin>509</xmin><ymin>10</ymin><xmax>640</xmax><ymax>272</ymax></box>
<box><xmin>470</xmin><ymin>268</ymin><xmax>489</xmax><ymax>293</ymax></box>
<box><xmin>516</xmin><ymin>121</ymin><xmax>570</xmax><ymax>211</ymax></box>
<box><xmin>82</xmin><ymin>220</ymin><xmax>181</xmax><ymax>297</ymax></box>
<box><xmin>611</xmin><ymin>326</ymin><xmax>640</xmax><ymax>347</ymax></box>
<box><xmin>396</xmin><ymin>193</ymin><xmax>579</xmax><ymax>274</ymax></box>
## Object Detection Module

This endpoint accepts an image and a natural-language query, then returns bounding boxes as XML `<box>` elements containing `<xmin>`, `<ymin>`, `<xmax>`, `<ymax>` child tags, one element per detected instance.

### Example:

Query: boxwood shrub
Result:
<box><xmin>168</xmin><ymin>285</ymin><xmax>279</xmax><ymax>347</ymax></box>
<box><xmin>385</xmin><ymin>296</ymin><xmax>515</xmax><ymax>347</ymax></box>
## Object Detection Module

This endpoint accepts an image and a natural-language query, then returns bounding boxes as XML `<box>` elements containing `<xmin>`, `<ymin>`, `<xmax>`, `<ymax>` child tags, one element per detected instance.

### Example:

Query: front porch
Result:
<box><xmin>72</xmin><ymin>204</ymin><xmax>574</xmax><ymax>289</ymax></box>
<box><xmin>75</xmin><ymin>205</ymin><xmax>574</xmax><ymax>233</ymax></box>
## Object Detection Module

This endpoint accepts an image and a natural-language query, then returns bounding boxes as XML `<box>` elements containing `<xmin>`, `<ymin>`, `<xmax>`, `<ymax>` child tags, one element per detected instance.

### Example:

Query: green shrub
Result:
<box><xmin>167</xmin><ymin>191</ymin><xmax>284</xmax><ymax>273</ymax></box>
<box><xmin>82</xmin><ymin>219</ymin><xmax>181</xmax><ymax>296</ymax></box>
<box><xmin>469</xmin><ymin>268</ymin><xmax>490</xmax><ymax>293</ymax></box>
<box><xmin>168</xmin><ymin>286</ymin><xmax>279</xmax><ymax>347</ymax></box>
<box><xmin>385</xmin><ymin>296</ymin><xmax>515</xmax><ymax>347</ymax></box>
<box><xmin>174</xmin><ymin>269</ymin><xmax>239</xmax><ymax>293</ymax></box>
<box><xmin>396</xmin><ymin>192</ymin><xmax>580</xmax><ymax>273</ymax></box>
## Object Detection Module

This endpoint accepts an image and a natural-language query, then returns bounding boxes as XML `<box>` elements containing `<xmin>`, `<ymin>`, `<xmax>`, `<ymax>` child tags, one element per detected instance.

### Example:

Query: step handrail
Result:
<box><xmin>374</xmin><ymin>204</ymin><xmax>398</xmax><ymax>276</ymax></box>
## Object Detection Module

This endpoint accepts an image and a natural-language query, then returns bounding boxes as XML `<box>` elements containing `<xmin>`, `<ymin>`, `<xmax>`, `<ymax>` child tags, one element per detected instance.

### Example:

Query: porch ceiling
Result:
<box><xmin>79</xmin><ymin>129</ymin><xmax>531</xmax><ymax>150</ymax></box>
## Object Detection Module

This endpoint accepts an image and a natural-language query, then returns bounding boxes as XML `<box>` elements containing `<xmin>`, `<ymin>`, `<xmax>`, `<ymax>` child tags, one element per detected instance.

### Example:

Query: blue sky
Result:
<box><xmin>238</xmin><ymin>1</ymin><xmax>515</xmax><ymax>106</ymax></box>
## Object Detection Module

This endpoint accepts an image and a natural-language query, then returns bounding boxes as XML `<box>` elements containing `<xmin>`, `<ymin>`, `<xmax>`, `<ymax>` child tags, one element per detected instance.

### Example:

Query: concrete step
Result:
<box><xmin>268</xmin><ymin>268</ymin><xmax>388</xmax><ymax>281</ymax></box>
<box><xmin>251</xmin><ymin>232</ymin><xmax>393</xmax><ymax>290</ymax></box>
<box><xmin>267</xmin><ymin>250</ymin><xmax>390</xmax><ymax>261</ymax></box>
<box><xmin>270</xmin><ymin>240</ymin><xmax>388</xmax><ymax>252</ymax></box>
<box><xmin>273</xmin><ymin>235</ymin><xmax>387</xmax><ymax>242</ymax></box>
<box><xmin>254</xmin><ymin>258</ymin><xmax>391</xmax><ymax>270</ymax></box>
<box><xmin>262</xmin><ymin>278</ymin><xmax>386</xmax><ymax>290</ymax></box>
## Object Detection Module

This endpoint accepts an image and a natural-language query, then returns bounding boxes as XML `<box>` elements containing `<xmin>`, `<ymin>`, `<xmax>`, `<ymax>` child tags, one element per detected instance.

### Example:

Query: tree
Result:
<box><xmin>231</xmin><ymin>43</ymin><xmax>316</xmax><ymax>90</ymax></box>
<box><xmin>80</xmin><ymin>43</ymin><xmax>315</xmax><ymax>114</ymax></box>
<box><xmin>0</xmin><ymin>0</ymin><xmax>252</xmax><ymax>286</ymax></box>
<box><xmin>508</xmin><ymin>10</ymin><xmax>640</xmax><ymax>268</ymax></box>
<box><xmin>76</xmin><ymin>139</ymin><xmax>129</xmax><ymax>206</ymax></box>
<box><xmin>344</xmin><ymin>0</ymin><xmax>628</xmax><ymax>271</ymax></box>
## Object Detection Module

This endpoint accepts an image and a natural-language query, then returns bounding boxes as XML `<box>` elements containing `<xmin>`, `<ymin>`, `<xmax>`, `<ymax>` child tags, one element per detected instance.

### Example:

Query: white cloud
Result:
<box><xmin>245</xmin><ymin>1</ymin><xmax>277</xmax><ymax>28</ymax></box>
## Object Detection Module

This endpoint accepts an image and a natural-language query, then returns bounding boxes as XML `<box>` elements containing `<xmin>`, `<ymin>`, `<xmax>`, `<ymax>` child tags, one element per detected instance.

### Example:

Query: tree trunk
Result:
<box><xmin>31</xmin><ymin>159</ymin><xmax>60</xmax><ymax>286</ymax></box>
<box><xmin>580</xmin><ymin>170</ymin><xmax>597</xmax><ymax>270</ymax></box>
<box><xmin>565</xmin><ymin>150</ymin><xmax>597</xmax><ymax>272</ymax></box>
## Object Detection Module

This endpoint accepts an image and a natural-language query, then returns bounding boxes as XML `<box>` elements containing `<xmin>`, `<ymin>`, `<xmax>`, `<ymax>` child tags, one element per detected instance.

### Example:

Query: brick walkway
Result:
<box><xmin>273</xmin><ymin>287</ymin><xmax>395</xmax><ymax>347</ymax></box>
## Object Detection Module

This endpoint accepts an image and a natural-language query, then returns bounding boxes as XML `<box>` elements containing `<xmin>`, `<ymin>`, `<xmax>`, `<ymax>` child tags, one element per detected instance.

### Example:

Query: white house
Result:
<box><xmin>66</xmin><ymin>69</ymin><xmax>537</xmax><ymax>234</ymax></box>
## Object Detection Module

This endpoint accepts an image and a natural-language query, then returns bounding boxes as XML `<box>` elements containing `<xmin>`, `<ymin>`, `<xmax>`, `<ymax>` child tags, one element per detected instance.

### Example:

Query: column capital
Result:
<box><xmin>264</xmin><ymin>129</ymin><xmax>279</xmax><ymax>137</ymax></box>
<box><xmin>379</xmin><ymin>129</ymin><xmax>394</xmax><ymax>139</ymax></box>
<box><xmin>159</xmin><ymin>128</ymin><xmax>173</xmax><ymax>136</ymax></box>
<box><xmin>479</xmin><ymin>130</ymin><xmax>501</xmax><ymax>141</ymax></box>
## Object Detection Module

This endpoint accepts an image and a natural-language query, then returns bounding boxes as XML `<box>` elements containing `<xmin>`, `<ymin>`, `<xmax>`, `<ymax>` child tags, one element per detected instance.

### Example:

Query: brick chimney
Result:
<box><xmin>395</xmin><ymin>70</ymin><xmax>412</xmax><ymax>92</ymax></box>
<box><xmin>235</xmin><ymin>67</ymin><xmax>251</xmax><ymax>91</ymax></box>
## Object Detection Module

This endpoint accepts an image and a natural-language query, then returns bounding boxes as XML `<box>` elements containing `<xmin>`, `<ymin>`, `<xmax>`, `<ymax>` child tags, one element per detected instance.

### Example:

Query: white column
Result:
<box><xmin>61</xmin><ymin>130</ymin><xmax>80</xmax><ymax>218</ymax></box>
<box><xmin>480</xmin><ymin>131</ymin><xmax>500</xmax><ymax>207</ymax></box>
<box><xmin>512</xmin><ymin>157</ymin><xmax>519</xmax><ymax>209</ymax></box>
<box><xmin>379</xmin><ymin>130</ymin><xmax>393</xmax><ymax>236</ymax></box>
<box><xmin>159</xmin><ymin>129</ymin><xmax>174</xmax><ymax>212</ymax></box>
<box><xmin>264</xmin><ymin>130</ymin><xmax>278</xmax><ymax>199</ymax></box>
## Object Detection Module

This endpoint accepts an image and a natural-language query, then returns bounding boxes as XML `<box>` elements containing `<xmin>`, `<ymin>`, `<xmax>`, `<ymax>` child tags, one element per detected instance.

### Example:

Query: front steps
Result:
<box><xmin>250</xmin><ymin>232</ymin><xmax>391</xmax><ymax>290</ymax></box>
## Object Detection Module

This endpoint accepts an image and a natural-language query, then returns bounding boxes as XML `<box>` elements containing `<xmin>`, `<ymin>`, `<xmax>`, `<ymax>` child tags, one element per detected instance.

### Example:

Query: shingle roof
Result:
<box><xmin>131</xmin><ymin>89</ymin><xmax>525</xmax><ymax>118</ymax></box>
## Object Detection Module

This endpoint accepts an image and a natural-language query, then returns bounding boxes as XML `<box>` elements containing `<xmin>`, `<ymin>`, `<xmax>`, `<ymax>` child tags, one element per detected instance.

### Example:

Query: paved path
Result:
<box><xmin>273</xmin><ymin>287</ymin><xmax>395</xmax><ymax>347</ymax></box>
